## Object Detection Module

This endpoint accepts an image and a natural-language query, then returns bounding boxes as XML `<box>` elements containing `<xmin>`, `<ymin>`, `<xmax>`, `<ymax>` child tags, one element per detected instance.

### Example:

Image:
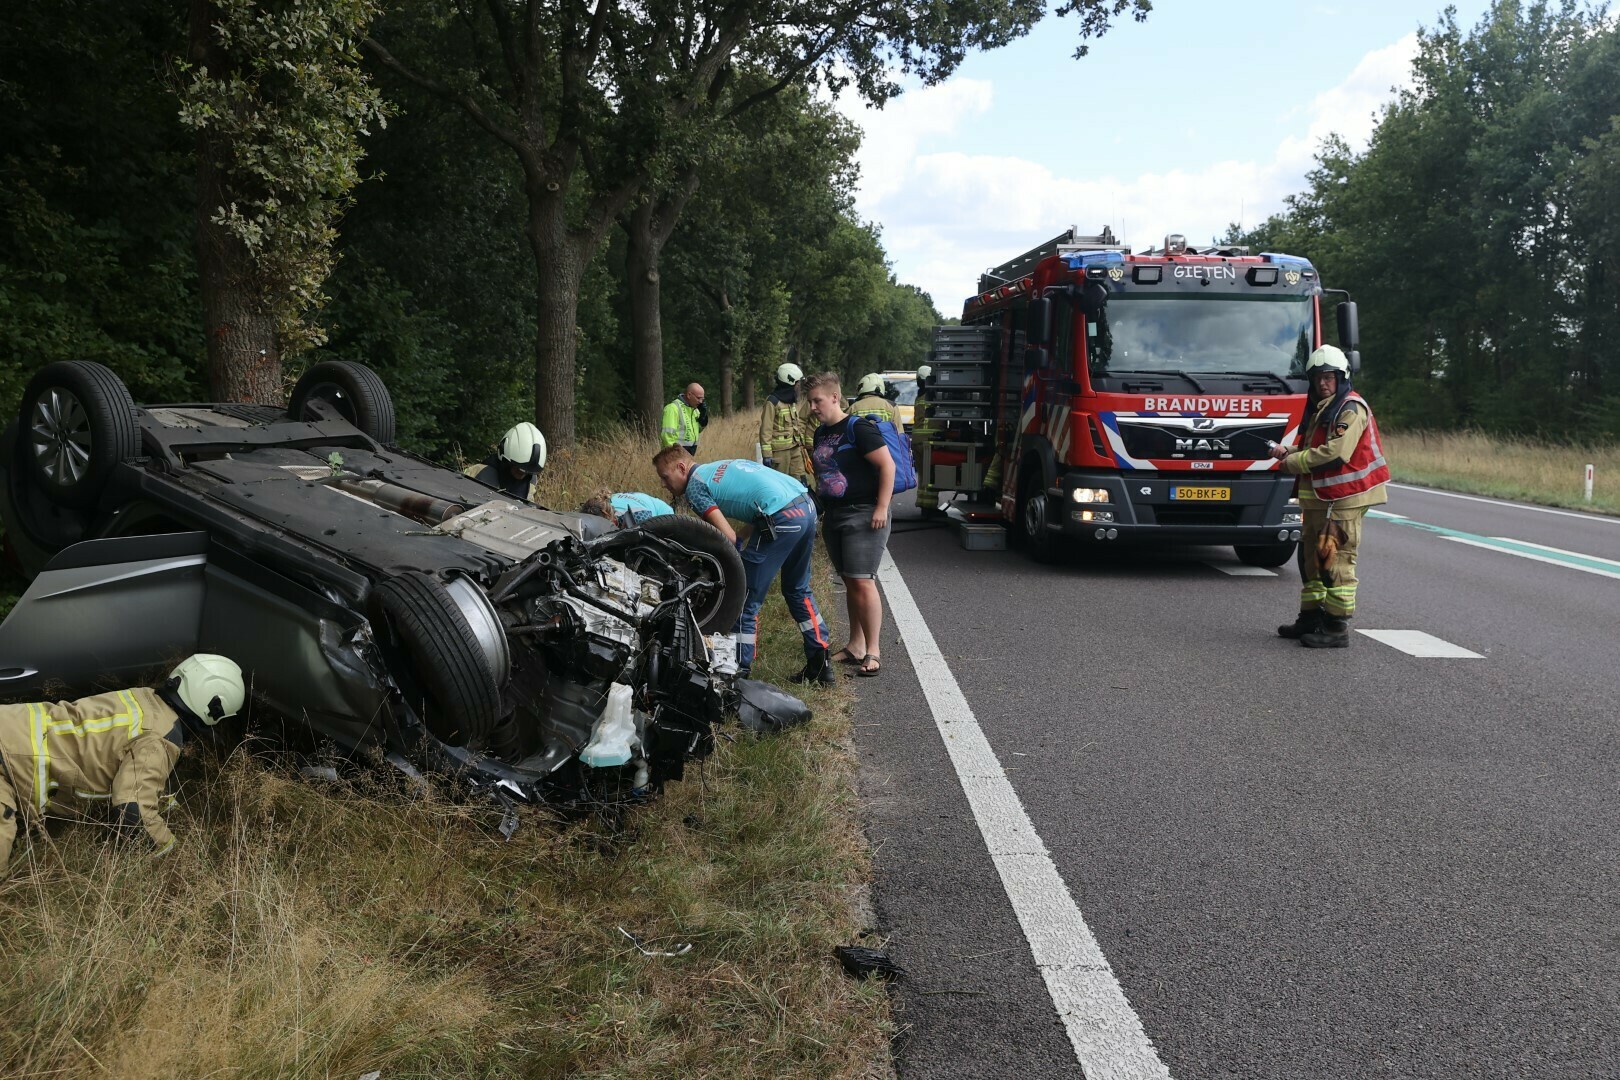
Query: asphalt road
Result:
<box><xmin>852</xmin><ymin>483</ymin><xmax>1620</xmax><ymax>1079</ymax></box>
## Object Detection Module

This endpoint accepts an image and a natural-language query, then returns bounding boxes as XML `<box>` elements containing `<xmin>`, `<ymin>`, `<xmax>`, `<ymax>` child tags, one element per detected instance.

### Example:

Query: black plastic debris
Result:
<box><xmin>834</xmin><ymin>944</ymin><xmax>906</xmax><ymax>981</ymax></box>
<box><xmin>734</xmin><ymin>679</ymin><xmax>812</xmax><ymax>734</ymax></box>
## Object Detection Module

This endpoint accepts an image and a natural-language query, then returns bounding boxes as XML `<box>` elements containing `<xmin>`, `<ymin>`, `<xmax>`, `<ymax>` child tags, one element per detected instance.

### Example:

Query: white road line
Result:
<box><xmin>1489</xmin><ymin>536</ymin><xmax>1620</xmax><ymax>570</ymax></box>
<box><xmin>876</xmin><ymin>551</ymin><xmax>1171</xmax><ymax>1080</ymax></box>
<box><xmin>1203</xmin><ymin>558</ymin><xmax>1276</xmax><ymax>577</ymax></box>
<box><xmin>1389</xmin><ymin>482</ymin><xmax>1620</xmax><ymax>525</ymax></box>
<box><xmin>1357</xmin><ymin>629</ymin><xmax>1484</xmax><ymax>658</ymax></box>
<box><xmin>1442</xmin><ymin>536</ymin><xmax>1620</xmax><ymax>581</ymax></box>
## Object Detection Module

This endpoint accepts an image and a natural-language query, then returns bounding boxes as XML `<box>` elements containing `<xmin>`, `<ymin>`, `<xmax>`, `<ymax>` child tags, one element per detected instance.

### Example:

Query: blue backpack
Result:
<box><xmin>839</xmin><ymin>416</ymin><xmax>917</xmax><ymax>494</ymax></box>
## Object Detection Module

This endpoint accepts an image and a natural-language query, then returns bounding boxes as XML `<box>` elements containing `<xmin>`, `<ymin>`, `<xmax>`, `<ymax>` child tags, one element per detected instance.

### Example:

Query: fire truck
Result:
<box><xmin>921</xmin><ymin>226</ymin><xmax>1362</xmax><ymax>565</ymax></box>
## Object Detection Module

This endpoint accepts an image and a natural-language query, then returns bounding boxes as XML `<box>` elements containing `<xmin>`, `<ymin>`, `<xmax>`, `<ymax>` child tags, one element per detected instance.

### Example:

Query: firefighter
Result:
<box><xmin>759</xmin><ymin>363</ymin><xmax>812</xmax><ymax>484</ymax></box>
<box><xmin>652</xmin><ymin>446</ymin><xmax>833</xmax><ymax>685</ymax></box>
<box><xmin>910</xmin><ymin>363</ymin><xmax>943</xmax><ymax>513</ymax></box>
<box><xmin>660</xmin><ymin>383</ymin><xmax>709</xmax><ymax>453</ymax></box>
<box><xmin>0</xmin><ymin>654</ymin><xmax>246</xmax><ymax>873</ymax></box>
<box><xmin>465</xmin><ymin>421</ymin><xmax>547</xmax><ymax>501</ymax></box>
<box><xmin>849</xmin><ymin>374</ymin><xmax>896</xmax><ymax>427</ymax></box>
<box><xmin>1269</xmin><ymin>344</ymin><xmax>1390</xmax><ymax>648</ymax></box>
<box><xmin>579</xmin><ymin>489</ymin><xmax>675</xmax><ymax>529</ymax></box>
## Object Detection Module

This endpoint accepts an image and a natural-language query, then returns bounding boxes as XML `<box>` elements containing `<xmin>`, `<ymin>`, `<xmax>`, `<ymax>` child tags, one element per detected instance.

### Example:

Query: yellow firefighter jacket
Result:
<box><xmin>1281</xmin><ymin>397</ymin><xmax>1389</xmax><ymax>511</ymax></box>
<box><xmin>759</xmin><ymin>391</ymin><xmax>813</xmax><ymax>469</ymax></box>
<box><xmin>849</xmin><ymin>394</ymin><xmax>897</xmax><ymax>429</ymax></box>
<box><xmin>0</xmin><ymin>687</ymin><xmax>184</xmax><ymax>867</ymax></box>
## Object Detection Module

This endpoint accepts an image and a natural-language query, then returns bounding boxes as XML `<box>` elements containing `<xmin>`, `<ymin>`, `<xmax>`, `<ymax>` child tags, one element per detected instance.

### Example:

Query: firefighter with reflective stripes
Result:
<box><xmin>465</xmin><ymin>421</ymin><xmax>547</xmax><ymax>502</ymax></box>
<box><xmin>1269</xmin><ymin>345</ymin><xmax>1390</xmax><ymax>648</ymax></box>
<box><xmin>0</xmin><ymin>654</ymin><xmax>246</xmax><ymax>873</ymax></box>
<box><xmin>759</xmin><ymin>364</ymin><xmax>813</xmax><ymax>485</ymax></box>
<box><xmin>849</xmin><ymin>374</ymin><xmax>897</xmax><ymax>427</ymax></box>
<box><xmin>910</xmin><ymin>363</ymin><xmax>943</xmax><ymax>513</ymax></box>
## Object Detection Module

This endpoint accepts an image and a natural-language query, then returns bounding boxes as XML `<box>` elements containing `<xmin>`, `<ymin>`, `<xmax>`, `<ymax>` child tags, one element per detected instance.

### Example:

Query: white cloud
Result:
<box><xmin>846</xmin><ymin>35</ymin><xmax>1419</xmax><ymax>314</ymax></box>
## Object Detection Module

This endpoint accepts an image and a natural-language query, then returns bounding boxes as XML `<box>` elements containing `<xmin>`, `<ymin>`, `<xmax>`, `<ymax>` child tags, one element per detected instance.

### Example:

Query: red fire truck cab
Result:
<box><xmin>923</xmin><ymin>226</ymin><xmax>1362</xmax><ymax>565</ymax></box>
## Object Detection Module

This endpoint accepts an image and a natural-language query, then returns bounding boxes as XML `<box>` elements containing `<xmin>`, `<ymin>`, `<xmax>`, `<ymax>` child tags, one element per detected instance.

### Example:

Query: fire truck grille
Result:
<box><xmin>1112</xmin><ymin>417</ymin><xmax>1288</xmax><ymax>461</ymax></box>
<box><xmin>1154</xmin><ymin>506</ymin><xmax>1246</xmax><ymax>528</ymax></box>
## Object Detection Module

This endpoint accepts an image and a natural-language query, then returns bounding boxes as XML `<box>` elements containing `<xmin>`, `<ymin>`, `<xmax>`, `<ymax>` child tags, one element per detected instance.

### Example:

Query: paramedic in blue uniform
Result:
<box><xmin>806</xmin><ymin>372</ymin><xmax>894</xmax><ymax>679</ymax></box>
<box><xmin>653</xmin><ymin>446</ymin><xmax>833</xmax><ymax>685</ymax></box>
<box><xmin>580</xmin><ymin>490</ymin><xmax>674</xmax><ymax>529</ymax></box>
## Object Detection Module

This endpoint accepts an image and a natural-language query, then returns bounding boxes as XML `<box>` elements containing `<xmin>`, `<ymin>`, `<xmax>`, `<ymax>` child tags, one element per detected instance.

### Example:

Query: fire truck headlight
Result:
<box><xmin>1070</xmin><ymin>487</ymin><xmax>1110</xmax><ymax>504</ymax></box>
<box><xmin>1283</xmin><ymin>511</ymin><xmax>1304</xmax><ymax>525</ymax></box>
<box><xmin>1079</xmin><ymin>510</ymin><xmax>1115</xmax><ymax>523</ymax></box>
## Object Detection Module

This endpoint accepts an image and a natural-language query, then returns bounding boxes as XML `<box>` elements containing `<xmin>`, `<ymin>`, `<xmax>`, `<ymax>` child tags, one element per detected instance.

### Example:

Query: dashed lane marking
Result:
<box><xmin>1357</xmin><ymin>630</ymin><xmax>1484</xmax><ymax>658</ymax></box>
<box><xmin>1203</xmin><ymin>558</ymin><xmax>1277</xmax><ymax>577</ymax></box>
<box><xmin>877</xmin><ymin>550</ymin><xmax>1172</xmax><ymax>1080</ymax></box>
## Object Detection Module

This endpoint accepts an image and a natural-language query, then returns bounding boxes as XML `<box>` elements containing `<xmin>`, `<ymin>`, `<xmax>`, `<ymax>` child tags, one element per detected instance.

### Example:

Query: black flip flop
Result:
<box><xmin>831</xmin><ymin>648</ymin><xmax>865</xmax><ymax>665</ymax></box>
<box><xmin>857</xmin><ymin>657</ymin><xmax>881</xmax><ymax>677</ymax></box>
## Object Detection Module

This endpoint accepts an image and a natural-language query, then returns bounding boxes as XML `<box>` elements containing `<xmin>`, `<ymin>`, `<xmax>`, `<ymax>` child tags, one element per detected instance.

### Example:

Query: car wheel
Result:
<box><xmin>18</xmin><ymin>361</ymin><xmax>139</xmax><ymax>510</ymax></box>
<box><xmin>372</xmin><ymin>570</ymin><xmax>503</xmax><ymax>746</ymax></box>
<box><xmin>1018</xmin><ymin>472</ymin><xmax>1058</xmax><ymax>564</ymax></box>
<box><xmin>630</xmin><ymin>515</ymin><xmax>748</xmax><ymax>633</ymax></box>
<box><xmin>288</xmin><ymin>361</ymin><xmax>396</xmax><ymax>443</ymax></box>
<box><xmin>1235</xmin><ymin>541</ymin><xmax>1297</xmax><ymax>568</ymax></box>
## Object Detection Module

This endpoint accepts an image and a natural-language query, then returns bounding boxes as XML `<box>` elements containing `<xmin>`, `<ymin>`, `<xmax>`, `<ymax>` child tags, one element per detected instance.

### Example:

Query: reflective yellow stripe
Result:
<box><xmin>30</xmin><ymin>702</ymin><xmax>50</xmax><ymax>812</ymax></box>
<box><xmin>75</xmin><ymin>790</ymin><xmax>111</xmax><ymax>800</ymax></box>
<box><xmin>41</xmin><ymin>691</ymin><xmax>145</xmax><ymax>740</ymax></box>
<box><xmin>153</xmin><ymin>838</ymin><xmax>176</xmax><ymax>858</ymax></box>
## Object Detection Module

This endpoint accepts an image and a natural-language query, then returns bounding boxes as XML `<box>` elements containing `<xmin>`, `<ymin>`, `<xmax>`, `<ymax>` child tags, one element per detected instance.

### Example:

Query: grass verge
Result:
<box><xmin>1384</xmin><ymin>430</ymin><xmax>1620</xmax><ymax>515</ymax></box>
<box><xmin>0</xmin><ymin>414</ymin><xmax>890</xmax><ymax>1078</ymax></box>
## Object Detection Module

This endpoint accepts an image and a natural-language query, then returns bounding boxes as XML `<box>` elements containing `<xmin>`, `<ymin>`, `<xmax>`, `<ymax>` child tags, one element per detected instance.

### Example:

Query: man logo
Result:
<box><xmin>1284</xmin><ymin>270</ymin><xmax>1301</xmax><ymax>286</ymax></box>
<box><xmin>1108</xmin><ymin>266</ymin><xmax>1124</xmax><ymax>281</ymax></box>
<box><xmin>1175</xmin><ymin>436</ymin><xmax>1232</xmax><ymax>452</ymax></box>
<box><xmin>1189</xmin><ymin>417</ymin><xmax>1217</xmax><ymax>432</ymax></box>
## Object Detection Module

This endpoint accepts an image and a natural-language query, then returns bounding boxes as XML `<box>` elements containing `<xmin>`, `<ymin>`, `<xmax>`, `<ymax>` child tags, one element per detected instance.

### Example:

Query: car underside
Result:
<box><xmin>0</xmin><ymin>361</ymin><xmax>777</xmax><ymax>809</ymax></box>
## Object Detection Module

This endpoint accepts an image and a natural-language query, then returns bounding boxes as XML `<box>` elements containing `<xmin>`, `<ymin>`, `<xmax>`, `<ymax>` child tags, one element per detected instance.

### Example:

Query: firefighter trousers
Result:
<box><xmin>1298</xmin><ymin>506</ymin><xmax>1365</xmax><ymax>617</ymax></box>
<box><xmin>0</xmin><ymin>765</ymin><xmax>19</xmax><ymax>874</ymax></box>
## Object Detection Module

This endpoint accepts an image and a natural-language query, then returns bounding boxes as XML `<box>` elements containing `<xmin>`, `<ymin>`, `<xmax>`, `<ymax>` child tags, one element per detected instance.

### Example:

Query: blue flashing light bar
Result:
<box><xmin>1065</xmin><ymin>250</ymin><xmax>1125</xmax><ymax>272</ymax></box>
<box><xmin>1260</xmin><ymin>252</ymin><xmax>1315</xmax><ymax>270</ymax></box>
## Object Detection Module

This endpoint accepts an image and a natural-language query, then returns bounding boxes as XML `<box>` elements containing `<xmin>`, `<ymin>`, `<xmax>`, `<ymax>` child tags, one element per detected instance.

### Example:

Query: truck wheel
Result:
<box><xmin>629</xmin><ymin>514</ymin><xmax>747</xmax><ymax>633</ymax></box>
<box><xmin>18</xmin><ymin>361</ymin><xmax>140</xmax><ymax>510</ymax></box>
<box><xmin>1018</xmin><ymin>473</ymin><xmax>1059</xmax><ymax>564</ymax></box>
<box><xmin>372</xmin><ymin>571</ymin><xmax>503</xmax><ymax>746</ymax></box>
<box><xmin>288</xmin><ymin>361</ymin><xmax>396</xmax><ymax>443</ymax></box>
<box><xmin>1235</xmin><ymin>541</ymin><xmax>1296</xmax><ymax>568</ymax></box>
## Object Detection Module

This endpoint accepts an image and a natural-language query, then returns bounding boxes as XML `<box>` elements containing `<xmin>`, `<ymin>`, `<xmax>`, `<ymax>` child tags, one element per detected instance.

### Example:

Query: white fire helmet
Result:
<box><xmin>916</xmin><ymin>364</ymin><xmax>933</xmax><ymax>380</ymax></box>
<box><xmin>170</xmin><ymin>653</ymin><xmax>245</xmax><ymax>725</ymax></box>
<box><xmin>1306</xmin><ymin>345</ymin><xmax>1350</xmax><ymax>374</ymax></box>
<box><xmin>856</xmin><ymin>373</ymin><xmax>886</xmax><ymax>396</ymax></box>
<box><xmin>775</xmin><ymin>363</ymin><xmax>804</xmax><ymax>385</ymax></box>
<box><xmin>500</xmin><ymin>421</ymin><xmax>547</xmax><ymax>475</ymax></box>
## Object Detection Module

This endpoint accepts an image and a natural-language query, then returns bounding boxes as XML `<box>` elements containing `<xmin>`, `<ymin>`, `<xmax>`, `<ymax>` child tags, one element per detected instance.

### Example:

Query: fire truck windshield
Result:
<box><xmin>1088</xmin><ymin>294</ymin><xmax>1313</xmax><ymax>378</ymax></box>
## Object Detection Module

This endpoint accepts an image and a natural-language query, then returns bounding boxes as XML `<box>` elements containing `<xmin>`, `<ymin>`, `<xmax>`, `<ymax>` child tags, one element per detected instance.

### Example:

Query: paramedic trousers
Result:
<box><xmin>1298</xmin><ymin>506</ymin><xmax>1366</xmax><ymax>618</ymax></box>
<box><xmin>736</xmin><ymin>495</ymin><xmax>829</xmax><ymax>670</ymax></box>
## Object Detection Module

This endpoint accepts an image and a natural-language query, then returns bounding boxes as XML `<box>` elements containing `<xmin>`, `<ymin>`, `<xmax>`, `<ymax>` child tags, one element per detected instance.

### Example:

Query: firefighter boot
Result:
<box><xmin>1300</xmin><ymin>615</ymin><xmax>1351</xmax><ymax>649</ymax></box>
<box><xmin>1277</xmin><ymin>610</ymin><xmax>1324</xmax><ymax>639</ymax></box>
<box><xmin>789</xmin><ymin>647</ymin><xmax>837</xmax><ymax>687</ymax></box>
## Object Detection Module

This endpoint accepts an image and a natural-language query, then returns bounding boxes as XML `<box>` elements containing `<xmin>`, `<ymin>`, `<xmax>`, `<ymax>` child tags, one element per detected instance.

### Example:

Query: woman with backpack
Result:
<box><xmin>806</xmin><ymin>372</ymin><xmax>896</xmax><ymax>678</ymax></box>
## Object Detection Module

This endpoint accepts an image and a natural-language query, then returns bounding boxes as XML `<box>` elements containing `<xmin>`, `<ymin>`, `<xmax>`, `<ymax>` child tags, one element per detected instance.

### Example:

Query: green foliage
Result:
<box><xmin>1240</xmin><ymin>1</ymin><xmax>1620</xmax><ymax>438</ymax></box>
<box><xmin>175</xmin><ymin>0</ymin><xmax>388</xmax><ymax>354</ymax></box>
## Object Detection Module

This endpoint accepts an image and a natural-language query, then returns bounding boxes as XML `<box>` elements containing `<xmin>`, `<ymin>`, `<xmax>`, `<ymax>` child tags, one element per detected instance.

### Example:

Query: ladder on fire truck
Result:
<box><xmin>976</xmin><ymin>225</ymin><xmax>1125</xmax><ymax>295</ymax></box>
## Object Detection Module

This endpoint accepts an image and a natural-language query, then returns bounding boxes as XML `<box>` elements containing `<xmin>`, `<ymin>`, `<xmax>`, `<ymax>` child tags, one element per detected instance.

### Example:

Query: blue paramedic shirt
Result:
<box><xmin>611</xmin><ymin>492</ymin><xmax>674</xmax><ymax>527</ymax></box>
<box><xmin>684</xmin><ymin>460</ymin><xmax>806</xmax><ymax>521</ymax></box>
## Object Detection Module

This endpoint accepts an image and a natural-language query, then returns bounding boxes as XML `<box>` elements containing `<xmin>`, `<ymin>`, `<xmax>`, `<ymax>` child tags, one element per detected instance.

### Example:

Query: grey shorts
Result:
<box><xmin>822</xmin><ymin>503</ymin><xmax>892</xmax><ymax>579</ymax></box>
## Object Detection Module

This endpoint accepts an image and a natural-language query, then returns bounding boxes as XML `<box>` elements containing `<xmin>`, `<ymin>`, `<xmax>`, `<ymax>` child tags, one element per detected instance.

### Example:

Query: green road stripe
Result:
<box><xmin>1368</xmin><ymin>509</ymin><xmax>1620</xmax><ymax>579</ymax></box>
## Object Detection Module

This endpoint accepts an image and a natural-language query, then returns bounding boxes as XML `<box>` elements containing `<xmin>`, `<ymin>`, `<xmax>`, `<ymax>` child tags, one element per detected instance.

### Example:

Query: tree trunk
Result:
<box><xmin>716</xmin><ymin>287</ymin><xmax>734</xmax><ymax>414</ymax></box>
<box><xmin>526</xmin><ymin>186</ymin><xmax>583</xmax><ymax>449</ymax></box>
<box><xmin>625</xmin><ymin>200</ymin><xmax>665</xmax><ymax>432</ymax></box>
<box><xmin>190</xmin><ymin>0</ymin><xmax>281</xmax><ymax>404</ymax></box>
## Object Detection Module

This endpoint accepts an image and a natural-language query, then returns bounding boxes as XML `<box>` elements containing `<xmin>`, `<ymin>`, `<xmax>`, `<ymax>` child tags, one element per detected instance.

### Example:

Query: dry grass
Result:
<box><xmin>0</xmin><ymin>412</ymin><xmax>890</xmax><ymax>1079</ymax></box>
<box><xmin>1383</xmin><ymin>430</ymin><xmax>1620</xmax><ymax>515</ymax></box>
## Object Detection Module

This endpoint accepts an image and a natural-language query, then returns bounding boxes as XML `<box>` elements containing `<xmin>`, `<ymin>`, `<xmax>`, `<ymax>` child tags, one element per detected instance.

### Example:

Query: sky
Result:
<box><xmin>834</xmin><ymin>0</ymin><xmax>1495</xmax><ymax>315</ymax></box>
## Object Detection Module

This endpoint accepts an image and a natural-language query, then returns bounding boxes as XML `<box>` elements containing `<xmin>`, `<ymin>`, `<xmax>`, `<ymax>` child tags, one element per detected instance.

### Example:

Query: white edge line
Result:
<box><xmin>1389</xmin><ymin>482</ymin><xmax>1620</xmax><ymax>525</ymax></box>
<box><xmin>876</xmin><ymin>550</ymin><xmax>1172</xmax><ymax>1080</ymax></box>
<box><xmin>1442</xmin><ymin>536</ymin><xmax>1620</xmax><ymax>581</ymax></box>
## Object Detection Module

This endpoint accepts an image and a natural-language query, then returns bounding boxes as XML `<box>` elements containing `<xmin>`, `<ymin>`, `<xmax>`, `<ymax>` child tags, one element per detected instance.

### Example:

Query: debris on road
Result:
<box><xmin>834</xmin><ymin>944</ymin><xmax>907</xmax><ymax>981</ymax></box>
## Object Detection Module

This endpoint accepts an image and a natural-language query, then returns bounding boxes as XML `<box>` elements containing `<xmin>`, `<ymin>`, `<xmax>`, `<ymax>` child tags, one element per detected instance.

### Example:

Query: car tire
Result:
<box><xmin>373</xmin><ymin>570</ymin><xmax>503</xmax><ymax>746</ymax></box>
<box><xmin>288</xmin><ymin>361</ymin><xmax>396</xmax><ymax>444</ymax></box>
<box><xmin>630</xmin><ymin>514</ymin><xmax>748</xmax><ymax>633</ymax></box>
<box><xmin>1018</xmin><ymin>471</ymin><xmax>1058</xmax><ymax>564</ymax></box>
<box><xmin>1235</xmin><ymin>541</ymin><xmax>1297</xmax><ymax>568</ymax></box>
<box><xmin>18</xmin><ymin>361</ymin><xmax>140</xmax><ymax>510</ymax></box>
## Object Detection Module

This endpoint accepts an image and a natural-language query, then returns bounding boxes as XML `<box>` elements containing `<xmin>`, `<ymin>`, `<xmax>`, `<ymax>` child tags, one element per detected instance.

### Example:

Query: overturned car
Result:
<box><xmin>0</xmin><ymin>360</ymin><xmax>768</xmax><ymax>807</ymax></box>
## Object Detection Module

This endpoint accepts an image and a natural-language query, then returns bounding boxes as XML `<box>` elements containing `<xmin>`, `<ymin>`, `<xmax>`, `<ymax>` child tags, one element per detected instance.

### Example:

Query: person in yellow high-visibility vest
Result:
<box><xmin>661</xmin><ymin>383</ymin><xmax>709</xmax><ymax>453</ymax></box>
<box><xmin>0</xmin><ymin>654</ymin><xmax>246</xmax><ymax>873</ymax></box>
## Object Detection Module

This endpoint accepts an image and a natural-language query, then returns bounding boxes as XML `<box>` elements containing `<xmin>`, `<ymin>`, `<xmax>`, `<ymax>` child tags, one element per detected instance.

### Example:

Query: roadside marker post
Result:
<box><xmin>1586</xmin><ymin>463</ymin><xmax>1595</xmax><ymax>502</ymax></box>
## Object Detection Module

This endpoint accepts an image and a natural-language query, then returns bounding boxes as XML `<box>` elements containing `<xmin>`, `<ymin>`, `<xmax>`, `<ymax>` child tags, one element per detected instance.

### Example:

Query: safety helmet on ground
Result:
<box><xmin>170</xmin><ymin>654</ymin><xmax>245</xmax><ymax>725</ymax></box>
<box><xmin>916</xmin><ymin>364</ymin><xmax>933</xmax><ymax>380</ymax></box>
<box><xmin>856</xmin><ymin>373</ymin><xmax>886</xmax><ymax>396</ymax></box>
<box><xmin>499</xmin><ymin>422</ymin><xmax>547</xmax><ymax>474</ymax></box>
<box><xmin>775</xmin><ymin>363</ymin><xmax>803</xmax><ymax>385</ymax></box>
<box><xmin>1305</xmin><ymin>345</ymin><xmax>1350</xmax><ymax>375</ymax></box>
